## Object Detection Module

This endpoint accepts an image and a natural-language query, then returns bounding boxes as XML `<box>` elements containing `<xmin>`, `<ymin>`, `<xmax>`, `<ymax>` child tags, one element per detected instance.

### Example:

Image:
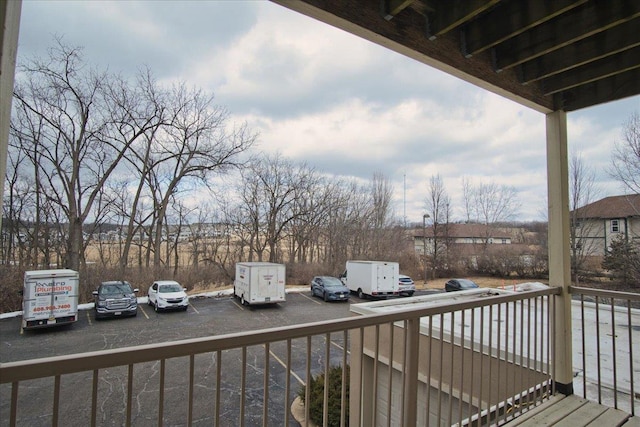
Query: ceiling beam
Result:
<box><xmin>554</xmin><ymin>68</ymin><xmax>640</xmax><ymax>111</ymax></box>
<box><xmin>494</xmin><ymin>0</ymin><xmax>640</xmax><ymax>71</ymax></box>
<box><xmin>382</xmin><ymin>0</ymin><xmax>415</xmax><ymax>21</ymax></box>
<box><xmin>543</xmin><ymin>46</ymin><xmax>640</xmax><ymax>95</ymax></box>
<box><xmin>519</xmin><ymin>18</ymin><xmax>640</xmax><ymax>84</ymax></box>
<box><xmin>425</xmin><ymin>0</ymin><xmax>499</xmax><ymax>40</ymax></box>
<box><xmin>462</xmin><ymin>0</ymin><xmax>587</xmax><ymax>57</ymax></box>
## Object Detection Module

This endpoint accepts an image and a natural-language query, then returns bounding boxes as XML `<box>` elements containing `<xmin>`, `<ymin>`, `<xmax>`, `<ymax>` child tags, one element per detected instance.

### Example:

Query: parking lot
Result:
<box><xmin>0</xmin><ymin>288</ymin><xmax>438</xmax><ymax>426</ymax></box>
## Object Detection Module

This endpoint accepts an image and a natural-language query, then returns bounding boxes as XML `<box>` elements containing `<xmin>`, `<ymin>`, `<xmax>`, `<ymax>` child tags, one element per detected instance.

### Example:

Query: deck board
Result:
<box><xmin>506</xmin><ymin>394</ymin><xmax>633</xmax><ymax>426</ymax></box>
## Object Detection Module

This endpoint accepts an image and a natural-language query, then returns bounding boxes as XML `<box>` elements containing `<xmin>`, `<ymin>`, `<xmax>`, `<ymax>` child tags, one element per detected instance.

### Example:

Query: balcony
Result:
<box><xmin>0</xmin><ymin>285</ymin><xmax>637</xmax><ymax>426</ymax></box>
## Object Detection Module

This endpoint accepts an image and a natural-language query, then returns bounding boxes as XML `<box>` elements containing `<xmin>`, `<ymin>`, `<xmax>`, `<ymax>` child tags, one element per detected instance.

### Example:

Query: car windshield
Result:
<box><xmin>159</xmin><ymin>284</ymin><xmax>182</xmax><ymax>293</ymax></box>
<box><xmin>100</xmin><ymin>283</ymin><xmax>131</xmax><ymax>295</ymax></box>
<box><xmin>322</xmin><ymin>277</ymin><xmax>343</xmax><ymax>287</ymax></box>
<box><xmin>458</xmin><ymin>279</ymin><xmax>478</xmax><ymax>289</ymax></box>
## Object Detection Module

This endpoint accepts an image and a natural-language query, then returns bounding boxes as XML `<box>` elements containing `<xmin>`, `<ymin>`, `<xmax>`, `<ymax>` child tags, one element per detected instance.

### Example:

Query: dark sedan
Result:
<box><xmin>444</xmin><ymin>278</ymin><xmax>479</xmax><ymax>292</ymax></box>
<box><xmin>310</xmin><ymin>276</ymin><xmax>350</xmax><ymax>302</ymax></box>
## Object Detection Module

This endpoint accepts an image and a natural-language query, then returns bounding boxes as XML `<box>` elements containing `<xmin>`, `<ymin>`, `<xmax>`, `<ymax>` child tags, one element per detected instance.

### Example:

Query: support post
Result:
<box><xmin>546</xmin><ymin>110</ymin><xmax>574</xmax><ymax>395</ymax></box>
<box><xmin>0</xmin><ymin>0</ymin><xmax>23</xmax><ymax>228</ymax></box>
<box><xmin>403</xmin><ymin>317</ymin><xmax>419</xmax><ymax>426</ymax></box>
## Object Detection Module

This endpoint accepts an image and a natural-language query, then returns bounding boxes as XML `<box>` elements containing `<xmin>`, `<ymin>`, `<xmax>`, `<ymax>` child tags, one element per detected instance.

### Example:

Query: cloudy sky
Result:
<box><xmin>16</xmin><ymin>1</ymin><xmax>640</xmax><ymax>223</ymax></box>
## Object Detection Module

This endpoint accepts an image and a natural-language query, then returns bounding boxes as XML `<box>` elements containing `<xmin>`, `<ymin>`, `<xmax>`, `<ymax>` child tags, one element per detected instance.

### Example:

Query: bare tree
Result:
<box><xmin>569</xmin><ymin>153</ymin><xmax>600</xmax><ymax>283</ymax></box>
<box><xmin>471</xmin><ymin>182</ymin><xmax>520</xmax><ymax>226</ymax></box>
<box><xmin>148</xmin><ymin>84</ymin><xmax>255</xmax><ymax>268</ymax></box>
<box><xmin>609</xmin><ymin>111</ymin><xmax>640</xmax><ymax>197</ymax></box>
<box><xmin>11</xmin><ymin>40</ymin><xmax>163</xmax><ymax>270</ymax></box>
<box><xmin>425</xmin><ymin>174</ymin><xmax>452</xmax><ymax>278</ymax></box>
<box><xmin>234</xmin><ymin>154</ymin><xmax>319</xmax><ymax>263</ymax></box>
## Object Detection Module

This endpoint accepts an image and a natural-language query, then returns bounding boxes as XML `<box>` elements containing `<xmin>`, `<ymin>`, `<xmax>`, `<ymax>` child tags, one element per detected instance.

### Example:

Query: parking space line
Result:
<box><xmin>188</xmin><ymin>302</ymin><xmax>199</xmax><ymax>314</ymax></box>
<box><xmin>298</xmin><ymin>292</ymin><xmax>321</xmax><ymax>305</ymax></box>
<box><xmin>139</xmin><ymin>306</ymin><xmax>150</xmax><ymax>319</ymax></box>
<box><xmin>327</xmin><ymin>337</ymin><xmax>350</xmax><ymax>355</ymax></box>
<box><xmin>232</xmin><ymin>300</ymin><xmax>245</xmax><ymax>311</ymax></box>
<box><xmin>267</xmin><ymin>346</ymin><xmax>305</xmax><ymax>386</ymax></box>
<box><xmin>86</xmin><ymin>311</ymin><xmax>92</xmax><ymax>326</ymax></box>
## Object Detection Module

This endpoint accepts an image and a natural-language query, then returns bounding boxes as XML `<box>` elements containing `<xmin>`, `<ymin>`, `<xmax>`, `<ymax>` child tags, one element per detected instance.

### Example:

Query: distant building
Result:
<box><xmin>414</xmin><ymin>223</ymin><xmax>513</xmax><ymax>256</ymax></box>
<box><xmin>571</xmin><ymin>194</ymin><xmax>640</xmax><ymax>256</ymax></box>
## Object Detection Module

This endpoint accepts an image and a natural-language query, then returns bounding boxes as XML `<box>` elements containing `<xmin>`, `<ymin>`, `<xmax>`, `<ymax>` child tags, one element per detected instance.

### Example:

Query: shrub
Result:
<box><xmin>298</xmin><ymin>365</ymin><xmax>349</xmax><ymax>427</ymax></box>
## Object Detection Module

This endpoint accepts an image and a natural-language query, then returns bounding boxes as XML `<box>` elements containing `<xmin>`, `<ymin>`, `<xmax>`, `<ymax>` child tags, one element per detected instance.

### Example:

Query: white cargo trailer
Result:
<box><xmin>234</xmin><ymin>262</ymin><xmax>286</xmax><ymax>306</ymax></box>
<box><xmin>22</xmin><ymin>269</ymin><xmax>80</xmax><ymax>330</ymax></box>
<box><xmin>340</xmin><ymin>260</ymin><xmax>399</xmax><ymax>299</ymax></box>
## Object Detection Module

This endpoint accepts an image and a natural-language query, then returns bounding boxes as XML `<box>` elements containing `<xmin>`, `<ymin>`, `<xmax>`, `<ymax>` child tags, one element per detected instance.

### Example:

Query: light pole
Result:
<box><xmin>423</xmin><ymin>214</ymin><xmax>430</xmax><ymax>284</ymax></box>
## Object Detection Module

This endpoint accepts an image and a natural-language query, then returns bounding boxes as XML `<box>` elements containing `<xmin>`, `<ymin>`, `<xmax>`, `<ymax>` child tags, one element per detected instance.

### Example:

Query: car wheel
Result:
<box><xmin>183</xmin><ymin>305</ymin><xmax>188</xmax><ymax>311</ymax></box>
<box><xmin>323</xmin><ymin>292</ymin><xmax>329</xmax><ymax>302</ymax></box>
<box><xmin>148</xmin><ymin>298</ymin><xmax>152</xmax><ymax>306</ymax></box>
<box><xmin>241</xmin><ymin>295</ymin><xmax>246</xmax><ymax>306</ymax></box>
<box><xmin>154</xmin><ymin>303</ymin><xmax>159</xmax><ymax>313</ymax></box>
<box><xmin>357</xmin><ymin>288</ymin><xmax>365</xmax><ymax>299</ymax></box>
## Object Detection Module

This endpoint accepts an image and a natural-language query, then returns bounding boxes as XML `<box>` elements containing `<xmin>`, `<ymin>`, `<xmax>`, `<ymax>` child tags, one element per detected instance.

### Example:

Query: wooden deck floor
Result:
<box><xmin>506</xmin><ymin>394</ymin><xmax>638</xmax><ymax>426</ymax></box>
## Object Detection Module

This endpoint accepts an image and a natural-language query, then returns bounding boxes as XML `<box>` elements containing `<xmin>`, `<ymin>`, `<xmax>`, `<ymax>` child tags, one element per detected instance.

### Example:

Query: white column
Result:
<box><xmin>546</xmin><ymin>110</ymin><xmax>574</xmax><ymax>394</ymax></box>
<box><xmin>0</xmin><ymin>0</ymin><xmax>23</xmax><ymax>227</ymax></box>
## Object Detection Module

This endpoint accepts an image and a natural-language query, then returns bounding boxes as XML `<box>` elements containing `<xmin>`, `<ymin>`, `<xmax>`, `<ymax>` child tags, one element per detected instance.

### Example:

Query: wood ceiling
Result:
<box><xmin>272</xmin><ymin>0</ymin><xmax>640</xmax><ymax>113</ymax></box>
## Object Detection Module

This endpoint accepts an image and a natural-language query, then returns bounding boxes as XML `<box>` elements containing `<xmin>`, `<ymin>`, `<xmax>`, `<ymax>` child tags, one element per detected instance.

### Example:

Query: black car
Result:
<box><xmin>310</xmin><ymin>276</ymin><xmax>350</xmax><ymax>302</ymax></box>
<box><xmin>444</xmin><ymin>278</ymin><xmax>480</xmax><ymax>292</ymax></box>
<box><xmin>93</xmin><ymin>281</ymin><xmax>139</xmax><ymax>319</ymax></box>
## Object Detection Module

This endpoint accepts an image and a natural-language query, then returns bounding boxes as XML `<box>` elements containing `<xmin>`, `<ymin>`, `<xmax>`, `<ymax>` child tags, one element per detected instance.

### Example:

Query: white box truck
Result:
<box><xmin>234</xmin><ymin>262</ymin><xmax>286</xmax><ymax>306</ymax></box>
<box><xmin>340</xmin><ymin>260</ymin><xmax>400</xmax><ymax>299</ymax></box>
<box><xmin>22</xmin><ymin>269</ymin><xmax>80</xmax><ymax>330</ymax></box>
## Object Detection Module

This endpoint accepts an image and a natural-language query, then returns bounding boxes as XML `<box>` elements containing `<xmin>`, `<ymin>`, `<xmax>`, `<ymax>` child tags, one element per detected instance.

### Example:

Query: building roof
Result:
<box><xmin>417</xmin><ymin>223</ymin><xmax>512</xmax><ymax>239</ymax></box>
<box><xmin>272</xmin><ymin>0</ymin><xmax>640</xmax><ymax>114</ymax></box>
<box><xmin>573</xmin><ymin>194</ymin><xmax>640</xmax><ymax>219</ymax></box>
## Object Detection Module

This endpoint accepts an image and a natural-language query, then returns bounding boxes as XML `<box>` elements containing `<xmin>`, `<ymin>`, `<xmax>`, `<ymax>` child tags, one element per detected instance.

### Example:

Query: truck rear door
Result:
<box><xmin>258</xmin><ymin>267</ymin><xmax>280</xmax><ymax>301</ymax></box>
<box><xmin>376</xmin><ymin>263</ymin><xmax>397</xmax><ymax>293</ymax></box>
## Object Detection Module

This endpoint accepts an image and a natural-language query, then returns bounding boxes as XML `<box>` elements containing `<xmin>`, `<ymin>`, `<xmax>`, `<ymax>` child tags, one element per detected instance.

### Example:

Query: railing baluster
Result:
<box><xmin>285</xmin><ymin>340</ymin><xmax>291</xmax><ymax>427</ymax></box>
<box><xmin>189</xmin><ymin>354</ymin><xmax>195</xmax><ymax>426</ymax></box>
<box><xmin>10</xmin><ymin>381</ymin><xmax>18</xmax><ymax>427</ymax></box>
<box><xmin>240</xmin><ymin>346</ymin><xmax>246</xmax><ymax>427</ymax></box>
<box><xmin>595</xmin><ymin>297</ymin><xmax>602</xmax><ymax>403</ymax></box>
<box><xmin>610</xmin><ymin>298</ymin><xmax>618</xmax><ymax>409</ymax></box>
<box><xmin>580</xmin><ymin>294</ymin><xmax>587</xmax><ymax>398</ymax></box>
<box><xmin>357</xmin><ymin>328</ymin><xmax>363</xmax><ymax>426</ymax></box>
<box><xmin>479</xmin><ymin>305</ymin><xmax>485</xmax><ymax>421</ymax></box>
<box><xmin>518</xmin><ymin>299</ymin><xmax>524</xmax><ymax>418</ymax></box>
<box><xmin>469</xmin><ymin>308</ymin><xmax>475</xmax><ymax>425</ymax></box>
<box><xmin>341</xmin><ymin>330</ymin><xmax>347</xmax><ymax>427</ymax></box>
<box><xmin>324</xmin><ymin>333</ymin><xmax>330</xmax><ymax>427</ymax></box>
<box><xmin>497</xmin><ymin>301</ymin><xmax>502</xmax><ymax>421</ymax></box>
<box><xmin>53</xmin><ymin>375</ymin><xmax>60</xmax><ymax>427</ymax></box>
<box><xmin>159</xmin><ymin>359</ymin><xmax>165</xmax><ymax>427</ymax></box>
<box><xmin>387</xmin><ymin>321</ymin><xmax>394</xmax><ymax>427</ymax></box>
<box><xmin>627</xmin><ymin>300</ymin><xmax>635</xmax><ymax>417</ymax></box>
<box><xmin>264</xmin><ymin>342</ymin><xmax>270</xmax><ymax>427</ymax></box>
<box><xmin>437</xmin><ymin>313</ymin><xmax>444</xmax><ymax>425</ymax></box>
<box><xmin>215</xmin><ymin>351</ymin><xmax>221</xmax><ymax>426</ymax></box>
<box><xmin>424</xmin><ymin>315</ymin><xmax>432</xmax><ymax>427</ymax></box>
<box><xmin>400</xmin><ymin>319</ymin><xmax>408</xmax><ymax>427</ymax></box>
<box><xmin>547</xmin><ymin>298</ymin><xmax>558</xmax><ymax>397</ymax></box>
<box><xmin>447</xmin><ymin>312</ymin><xmax>454</xmax><ymax>426</ymax></box>
<box><xmin>458</xmin><ymin>309</ymin><xmax>465</xmax><ymax>427</ymax></box>
<box><xmin>488</xmin><ymin>304</ymin><xmax>494</xmax><ymax>420</ymax></box>
<box><xmin>304</xmin><ymin>338</ymin><xmax>312</xmax><ymax>425</ymax></box>
<box><xmin>126</xmin><ymin>364</ymin><xmax>133</xmax><ymax>427</ymax></box>
<box><xmin>372</xmin><ymin>325</ymin><xmax>379</xmax><ymax>426</ymax></box>
<box><xmin>91</xmin><ymin>369</ymin><xmax>98</xmax><ymax>427</ymax></box>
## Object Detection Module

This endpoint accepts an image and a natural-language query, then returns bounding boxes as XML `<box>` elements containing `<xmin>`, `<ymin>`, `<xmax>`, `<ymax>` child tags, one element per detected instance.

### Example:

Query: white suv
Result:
<box><xmin>147</xmin><ymin>280</ymin><xmax>189</xmax><ymax>312</ymax></box>
<box><xmin>398</xmin><ymin>275</ymin><xmax>416</xmax><ymax>297</ymax></box>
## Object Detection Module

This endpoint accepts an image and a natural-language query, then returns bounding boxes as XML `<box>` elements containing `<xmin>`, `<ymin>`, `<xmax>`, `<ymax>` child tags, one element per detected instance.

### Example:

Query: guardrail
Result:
<box><xmin>1</xmin><ymin>288</ymin><xmax>559</xmax><ymax>426</ymax></box>
<box><xmin>570</xmin><ymin>286</ymin><xmax>639</xmax><ymax>417</ymax></box>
